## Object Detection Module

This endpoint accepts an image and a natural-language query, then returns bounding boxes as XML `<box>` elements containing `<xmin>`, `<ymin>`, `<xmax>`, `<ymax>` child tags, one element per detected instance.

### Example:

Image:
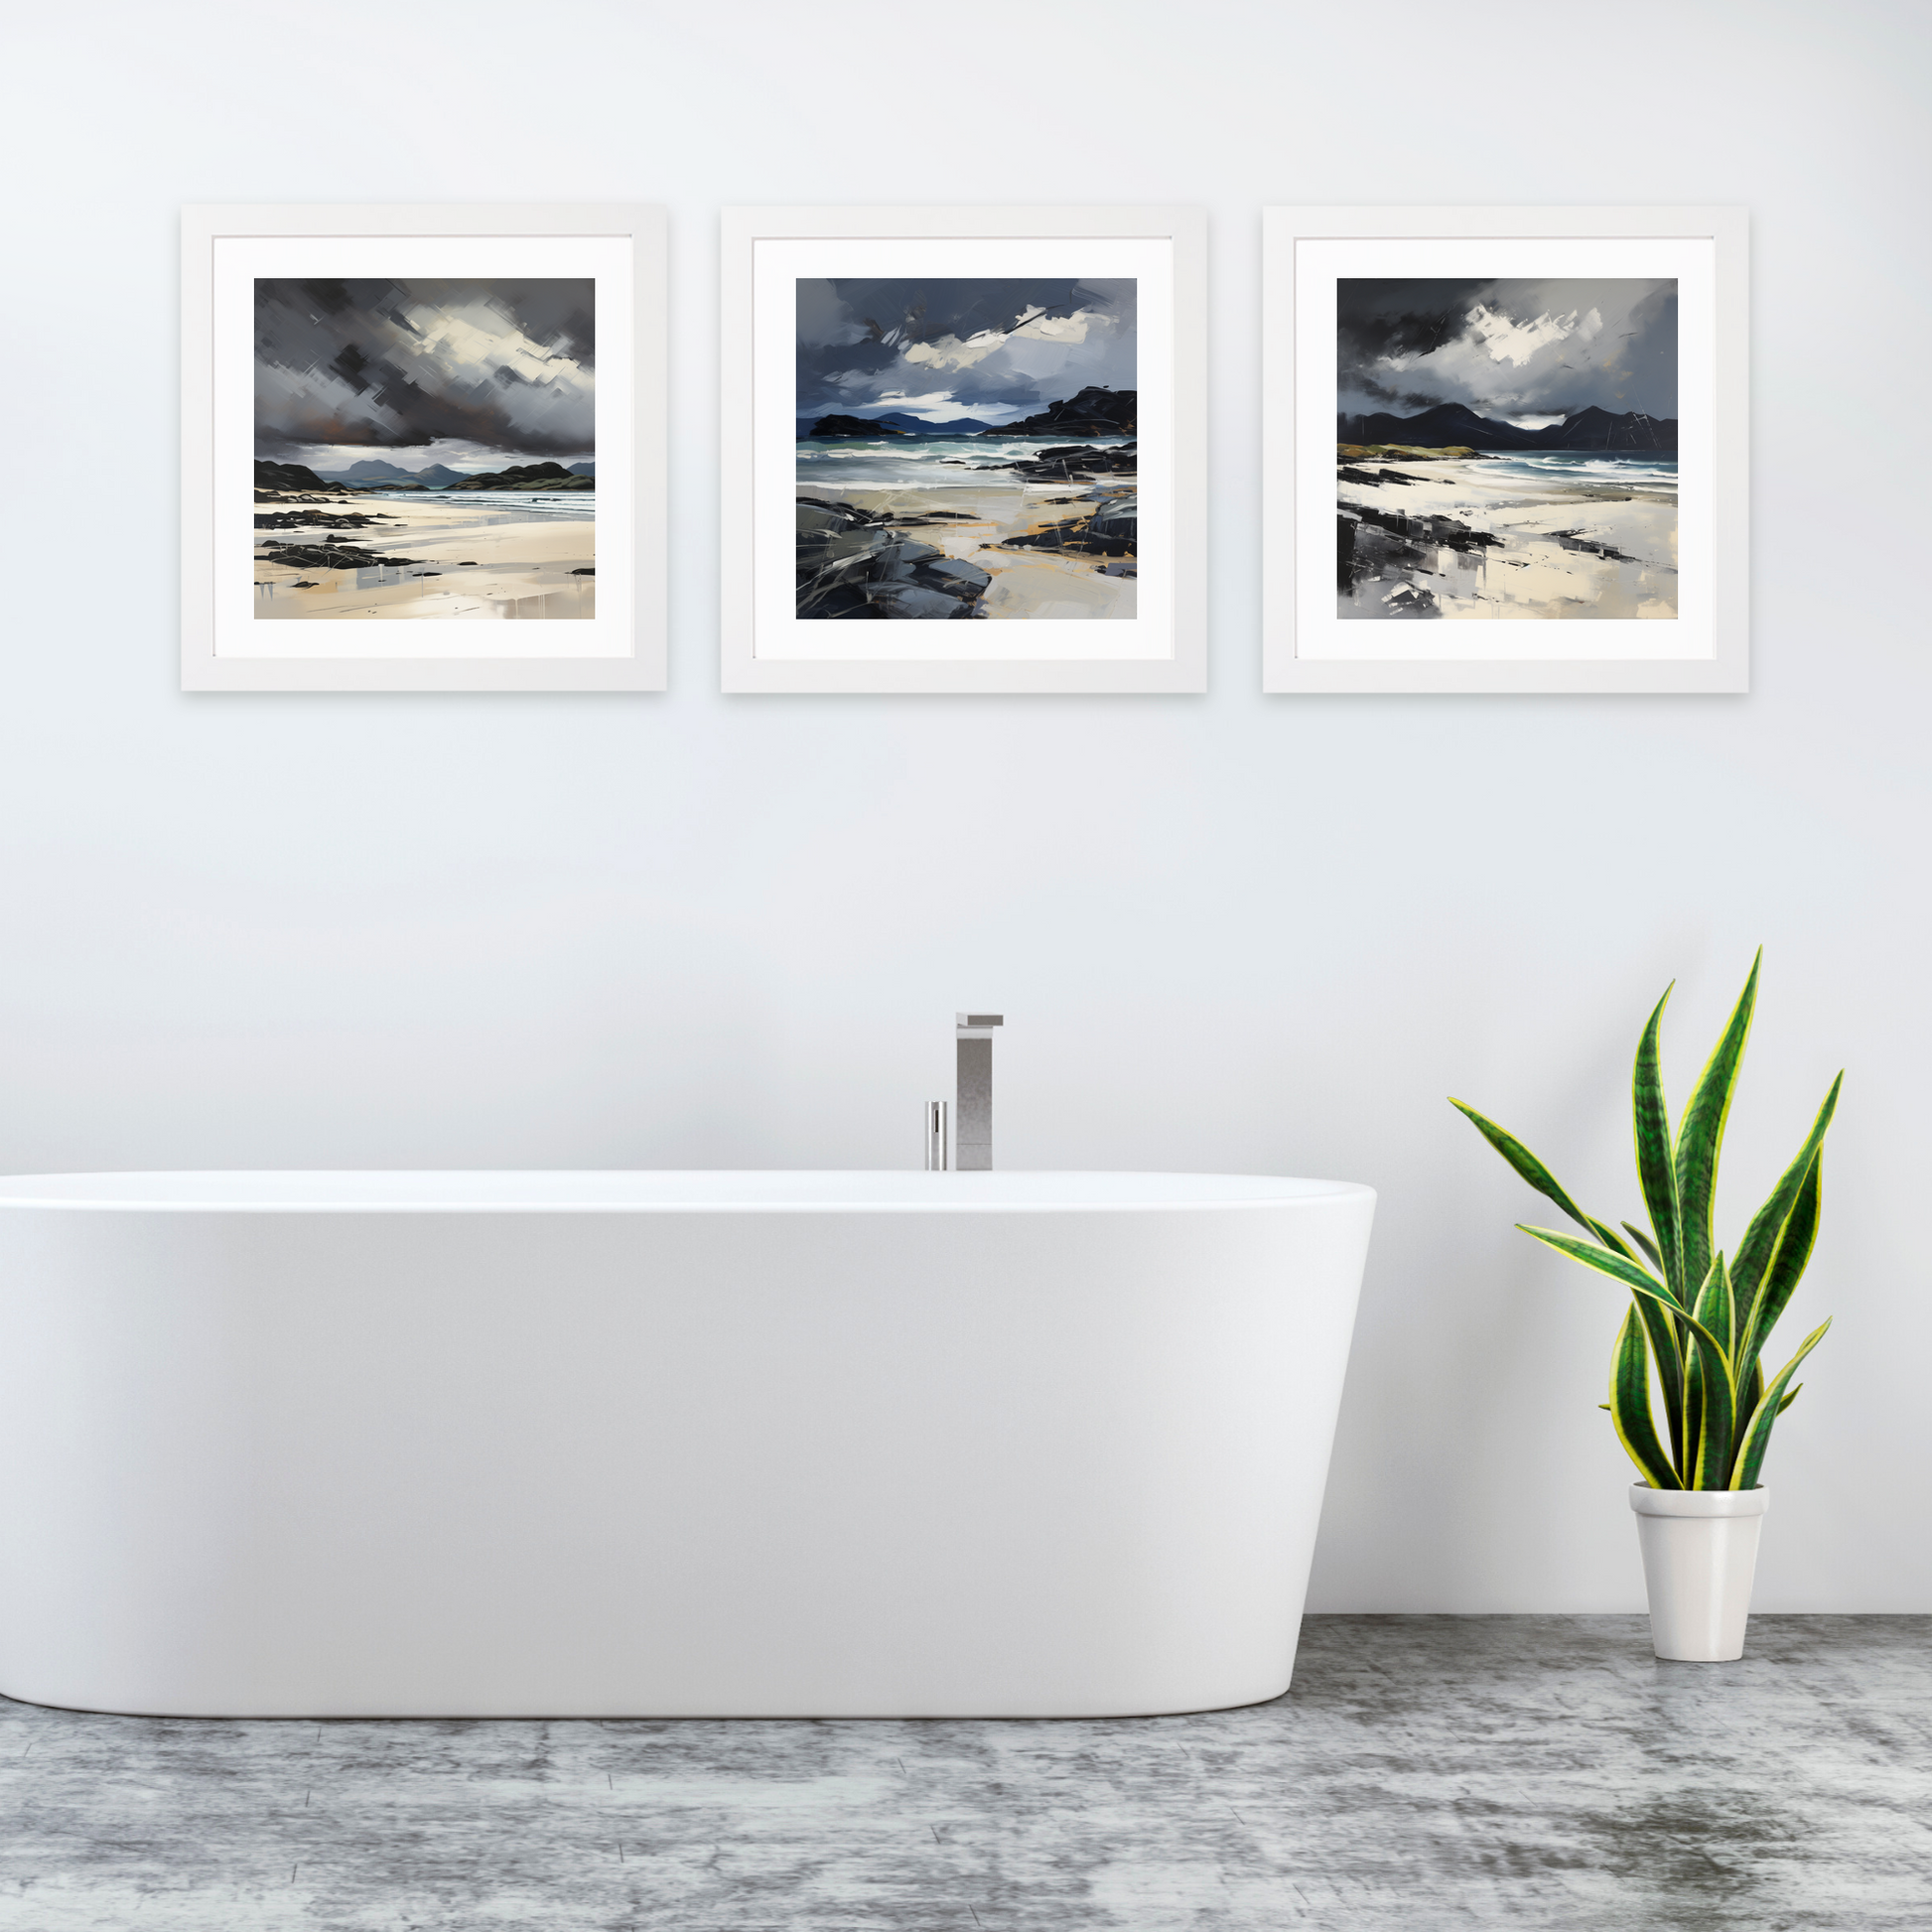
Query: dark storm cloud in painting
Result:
<box><xmin>255</xmin><ymin>279</ymin><xmax>595</xmax><ymax>457</ymax></box>
<box><xmin>797</xmin><ymin>277</ymin><xmax>1135</xmax><ymax>424</ymax></box>
<box><xmin>1337</xmin><ymin>279</ymin><xmax>1676</xmax><ymax>424</ymax></box>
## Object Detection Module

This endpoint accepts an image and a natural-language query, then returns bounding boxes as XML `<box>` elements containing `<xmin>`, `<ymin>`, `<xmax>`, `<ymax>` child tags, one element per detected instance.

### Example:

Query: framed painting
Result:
<box><xmin>182</xmin><ymin>204</ymin><xmax>666</xmax><ymax>692</ymax></box>
<box><xmin>1262</xmin><ymin>207</ymin><xmax>1747</xmax><ymax>694</ymax></box>
<box><xmin>720</xmin><ymin>206</ymin><xmax>1206</xmax><ymax>694</ymax></box>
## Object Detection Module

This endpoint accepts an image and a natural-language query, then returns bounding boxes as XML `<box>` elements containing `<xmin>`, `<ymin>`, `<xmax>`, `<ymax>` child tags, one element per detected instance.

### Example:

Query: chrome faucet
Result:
<box><xmin>954</xmin><ymin>1013</ymin><xmax>1003</xmax><ymax>1171</ymax></box>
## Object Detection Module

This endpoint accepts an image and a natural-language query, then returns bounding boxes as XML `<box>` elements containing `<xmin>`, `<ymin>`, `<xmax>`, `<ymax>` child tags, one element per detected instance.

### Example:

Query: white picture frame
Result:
<box><xmin>1262</xmin><ymin>206</ymin><xmax>1748</xmax><ymax>695</ymax></box>
<box><xmin>182</xmin><ymin>204</ymin><xmax>667</xmax><ymax>693</ymax></box>
<box><xmin>720</xmin><ymin>206</ymin><xmax>1206</xmax><ymax>694</ymax></box>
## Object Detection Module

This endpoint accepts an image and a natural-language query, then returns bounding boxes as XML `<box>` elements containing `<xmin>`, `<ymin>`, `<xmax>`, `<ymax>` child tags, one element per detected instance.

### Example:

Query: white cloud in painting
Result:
<box><xmin>1377</xmin><ymin>304</ymin><xmax>1607</xmax><ymax>402</ymax></box>
<box><xmin>797</xmin><ymin>277</ymin><xmax>1136</xmax><ymax>421</ymax></box>
<box><xmin>901</xmin><ymin>303</ymin><xmax>1118</xmax><ymax>376</ymax></box>
<box><xmin>900</xmin><ymin>328</ymin><xmax>1015</xmax><ymax>372</ymax></box>
<box><xmin>255</xmin><ymin>277</ymin><xmax>596</xmax><ymax>458</ymax></box>
<box><xmin>1466</xmin><ymin>302</ymin><xmax>1599</xmax><ymax>366</ymax></box>
<box><xmin>1336</xmin><ymin>278</ymin><xmax>1676</xmax><ymax>422</ymax></box>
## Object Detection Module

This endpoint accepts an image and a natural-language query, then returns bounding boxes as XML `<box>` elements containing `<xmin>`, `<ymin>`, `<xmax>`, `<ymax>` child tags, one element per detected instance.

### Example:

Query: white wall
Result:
<box><xmin>4</xmin><ymin>0</ymin><xmax>1926</xmax><ymax>1611</ymax></box>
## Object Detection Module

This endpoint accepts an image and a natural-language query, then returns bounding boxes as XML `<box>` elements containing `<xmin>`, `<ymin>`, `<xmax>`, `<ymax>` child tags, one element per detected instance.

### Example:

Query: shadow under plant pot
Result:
<box><xmin>1631</xmin><ymin>1484</ymin><xmax>1768</xmax><ymax>1661</ymax></box>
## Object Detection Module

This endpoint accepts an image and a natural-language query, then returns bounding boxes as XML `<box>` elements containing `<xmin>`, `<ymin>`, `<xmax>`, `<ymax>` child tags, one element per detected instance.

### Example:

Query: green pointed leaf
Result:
<box><xmin>1776</xmin><ymin>1383</ymin><xmax>1802</xmax><ymax>1416</ymax></box>
<box><xmin>1736</xmin><ymin>1155</ymin><xmax>1823</xmax><ymax>1408</ymax></box>
<box><xmin>1517</xmin><ymin>1226</ymin><xmax>1738</xmax><ymax>1488</ymax></box>
<box><xmin>1632</xmin><ymin>984</ymin><xmax>1683</xmax><ymax>1298</ymax></box>
<box><xmin>1622</xmin><ymin>1221</ymin><xmax>1664</xmax><ymax>1272</ymax></box>
<box><xmin>1520</xmin><ymin>1225</ymin><xmax>1735</xmax><ymax>1489</ymax></box>
<box><xmin>1515</xmin><ymin>1224</ymin><xmax>1684</xmax><ymax>1311</ymax></box>
<box><xmin>1450</xmin><ymin>1099</ymin><xmax>1602</xmax><ymax>1239</ymax></box>
<box><xmin>1682</xmin><ymin>1256</ymin><xmax>1722</xmax><ymax>1475</ymax></box>
<box><xmin>1587</xmin><ymin>1217</ymin><xmax>1641</xmax><ymax>1263</ymax></box>
<box><xmin>1692</xmin><ymin>1253</ymin><xmax>1736</xmax><ymax>1360</ymax></box>
<box><xmin>1687</xmin><ymin>1337</ymin><xmax>1736</xmax><ymax>1490</ymax></box>
<box><xmin>1513</xmin><ymin>1212</ymin><xmax>1718</xmax><ymax>1480</ymax></box>
<box><xmin>1731</xmin><ymin>1320</ymin><xmax>1831</xmax><ymax>1489</ymax></box>
<box><xmin>1734</xmin><ymin>1078</ymin><xmax>1839</xmax><ymax>1292</ymax></box>
<box><xmin>1685</xmin><ymin>1256</ymin><xmax>1738</xmax><ymax>1486</ymax></box>
<box><xmin>1628</xmin><ymin>1287</ymin><xmax>1687</xmax><ymax>1478</ymax></box>
<box><xmin>1674</xmin><ymin>950</ymin><xmax>1761</xmax><ymax>1301</ymax></box>
<box><xmin>1735</xmin><ymin>1100</ymin><xmax>1835</xmax><ymax>1378</ymax></box>
<box><xmin>1610</xmin><ymin>1304</ymin><xmax>1681</xmax><ymax>1488</ymax></box>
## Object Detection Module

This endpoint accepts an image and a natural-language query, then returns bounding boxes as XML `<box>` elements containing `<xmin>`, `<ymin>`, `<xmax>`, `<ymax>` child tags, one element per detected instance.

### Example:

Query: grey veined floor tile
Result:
<box><xmin>0</xmin><ymin>1615</ymin><xmax>1926</xmax><ymax>1930</ymax></box>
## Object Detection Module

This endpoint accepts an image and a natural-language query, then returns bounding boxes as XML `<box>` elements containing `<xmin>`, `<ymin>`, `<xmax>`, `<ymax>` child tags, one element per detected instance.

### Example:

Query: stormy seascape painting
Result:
<box><xmin>1337</xmin><ymin>278</ymin><xmax>1678</xmax><ymax>620</ymax></box>
<box><xmin>795</xmin><ymin>278</ymin><xmax>1137</xmax><ymax>621</ymax></box>
<box><xmin>253</xmin><ymin>278</ymin><xmax>596</xmax><ymax>620</ymax></box>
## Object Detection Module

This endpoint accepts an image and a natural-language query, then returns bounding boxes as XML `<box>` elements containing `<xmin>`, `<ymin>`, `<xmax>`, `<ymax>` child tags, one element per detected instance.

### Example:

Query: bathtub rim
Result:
<box><xmin>0</xmin><ymin>1169</ymin><xmax>1376</xmax><ymax>1215</ymax></box>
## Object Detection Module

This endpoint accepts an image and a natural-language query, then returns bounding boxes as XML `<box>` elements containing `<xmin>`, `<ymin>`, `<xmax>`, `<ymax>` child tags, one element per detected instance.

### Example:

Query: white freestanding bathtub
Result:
<box><xmin>0</xmin><ymin>1171</ymin><xmax>1374</xmax><ymax>1720</ymax></box>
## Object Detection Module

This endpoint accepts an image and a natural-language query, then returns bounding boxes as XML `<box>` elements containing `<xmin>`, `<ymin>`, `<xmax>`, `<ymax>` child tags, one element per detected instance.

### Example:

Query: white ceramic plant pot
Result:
<box><xmin>1629</xmin><ymin>1484</ymin><xmax>1769</xmax><ymax>1661</ymax></box>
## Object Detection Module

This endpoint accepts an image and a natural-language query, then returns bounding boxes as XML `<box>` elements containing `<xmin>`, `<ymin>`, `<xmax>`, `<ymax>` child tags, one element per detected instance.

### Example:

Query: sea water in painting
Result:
<box><xmin>1336</xmin><ymin>279</ymin><xmax>1677</xmax><ymax>620</ymax></box>
<box><xmin>252</xmin><ymin>279</ymin><xmax>595</xmax><ymax>620</ymax></box>
<box><xmin>795</xmin><ymin>278</ymin><xmax>1137</xmax><ymax>620</ymax></box>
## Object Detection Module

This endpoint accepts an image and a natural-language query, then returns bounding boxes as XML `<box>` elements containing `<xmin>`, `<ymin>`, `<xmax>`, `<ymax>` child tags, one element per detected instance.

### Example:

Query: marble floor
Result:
<box><xmin>0</xmin><ymin>1616</ymin><xmax>1925</xmax><ymax>1930</ymax></box>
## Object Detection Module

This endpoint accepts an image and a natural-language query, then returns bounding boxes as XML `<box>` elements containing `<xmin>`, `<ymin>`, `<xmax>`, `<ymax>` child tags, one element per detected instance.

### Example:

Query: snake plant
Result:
<box><xmin>1451</xmin><ymin>951</ymin><xmax>1839</xmax><ymax>1490</ymax></box>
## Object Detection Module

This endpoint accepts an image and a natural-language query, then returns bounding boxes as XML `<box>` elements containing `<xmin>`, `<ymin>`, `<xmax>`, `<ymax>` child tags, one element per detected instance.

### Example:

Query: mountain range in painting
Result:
<box><xmin>1336</xmin><ymin>402</ymin><xmax>1675</xmax><ymax>452</ymax></box>
<box><xmin>308</xmin><ymin>459</ymin><xmax>597</xmax><ymax>487</ymax></box>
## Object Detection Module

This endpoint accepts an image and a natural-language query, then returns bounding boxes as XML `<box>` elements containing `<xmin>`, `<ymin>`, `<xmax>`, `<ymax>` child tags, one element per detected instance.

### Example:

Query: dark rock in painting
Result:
<box><xmin>795</xmin><ymin>496</ymin><xmax>990</xmax><ymax>619</ymax></box>
<box><xmin>1005</xmin><ymin>442</ymin><xmax>1139</xmax><ymax>483</ymax></box>
<box><xmin>1336</xmin><ymin>402</ymin><xmax>1677</xmax><ymax>452</ymax></box>
<box><xmin>1088</xmin><ymin>497</ymin><xmax>1137</xmax><ymax>548</ymax></box>
<box><xmin>253</xmin><ymin>510</ymin><xmax>386</xmax><ymax>531</ymax></box>
<box><xmin>980</xmin><ymin>386</ymin><xmax>1136</xmax><ymax>439</ymax></box>
<box><xmin>254</xmin><ymin>459</ymin><xmax>333</xmax><ymax>492</ymax></box>
<box><xmin>441</xmin><ymin>462</ymin><xmax>592</xmax><ymax>491</ymax></box>
<box><xmin>256</xmin><ymin>540</ymin><xmax>422</xmax><ymax>571</ymax></box>
<box><xmin>1352</xmin><ymin>502</ymin><xmax>1502</xmax><ymax>558</ymax></box>
<box><xmin>1379</xmin><ymin>582</ymin><xmax>1441</xmax><ymax>617</ymax></box>
<box><xmin>1336</xmin><ymin>465</ymin><xmax>1431</xmax><ymax>487</ymax></box>
<box><xmin>999</xmin><ymin>492</ymin><xmax>1137</xmax><ymax>561</ymax></box>
<box><xmin>1338</xmin><ymin>502</ymin><xmax>1503</xmax><ymax>614</ymax></box>
<box><xmin>808</xmin><ymin>415</ymin><xmax>911</xmax><ymax>439</ymax></box>
<box><xmin>1547</xmin><ymin>528</ymin><xmax>1637</xmax><ymax>563</ymax></box>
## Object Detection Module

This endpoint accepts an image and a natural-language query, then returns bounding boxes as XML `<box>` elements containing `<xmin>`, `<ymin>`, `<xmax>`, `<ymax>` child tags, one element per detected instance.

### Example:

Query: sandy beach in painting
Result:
<box><xmin>797</xmin><ymin>458</ymin><xmax>1138</xmax><ymax>622</ymax></box>
<box><xmin>253</xmin><ymin>489</ymin><xmax>595</xmax><ymax>621</ymax></box>
<box><xmin>1337</xmin><ymin>451</ymin><xmax>1678</xmax><ymax>621</ymax></box>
